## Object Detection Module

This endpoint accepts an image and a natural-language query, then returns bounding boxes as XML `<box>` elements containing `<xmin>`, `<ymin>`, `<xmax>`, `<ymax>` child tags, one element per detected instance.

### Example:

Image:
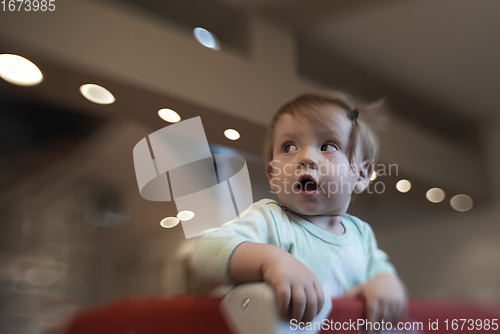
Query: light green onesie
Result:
<box><xmin>191</xmin><ymin>198</ymin><xmax>396</xmax><ymax>298</ymax></box>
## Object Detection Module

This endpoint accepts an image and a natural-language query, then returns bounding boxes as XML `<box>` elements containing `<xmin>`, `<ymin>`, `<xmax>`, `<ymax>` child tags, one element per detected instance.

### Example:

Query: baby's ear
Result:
<box><xmin>265</xmin><ymin>161</ymin><xmax>278</xmax><ymax>192</ymax></box>
<box><xmin>354</xmin><ymin>160</ymin><xmax>374</xmax><ymax>194</ymax></box>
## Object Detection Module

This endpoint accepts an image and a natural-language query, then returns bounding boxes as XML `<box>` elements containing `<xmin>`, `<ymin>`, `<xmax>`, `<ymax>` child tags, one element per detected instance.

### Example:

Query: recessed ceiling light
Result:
<box><xmin>370</xmin><ymin>171</ymin><xmax>377</xmax><ymax>181</ymax></box>
<box><xmin>194</xmin><ymin>27</ymin><xmax>220</xmax><ymax>50</ymax></box>
<box><xmin>158</xmin><ymin>108</ymin><xmax>181</xmax><ymax>123</ymax></box>
<box><xmin>80</xmin><ymin>84</ymin><xmax>115</xmax><ymax>105</ymax></box>
<box><xmin>396</xmin><ymin>179</ymin><xmax>411</xmax><ymax>193</ymax></box>
<box><xmin>426</xmin><ymin>188</ymin><xmax>445</xmax><ymax>203</ymax></box>
<box><xmin>160</xmin><ymin>217</ymin><xmax>180</xmax><ymax>228</ymax></box>
<box><xmin>177</xmin><ymin>210</ymin><xmax>195</xmax><ymax>221</ymax></box>
<box><xmin>0</xmin><ymin>54</ymin><xmax>43</xmax><ymax>86</ymax></box>
<box><xmin>224</xmin><ymin>129</ymin><xmax>240</xmax><ymax>140</ymax></box>
<box><xmin>450</xmin><ymin>194</ymin><xmax>473</xmax><ymax>212</ymax></box>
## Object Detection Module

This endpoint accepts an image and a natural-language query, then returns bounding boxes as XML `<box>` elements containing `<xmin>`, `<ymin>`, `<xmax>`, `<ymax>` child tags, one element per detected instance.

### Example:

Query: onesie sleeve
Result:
<box><xmin>363</xmin><ymin>223</ymin><xmax>397</xmax><ymax>278</ymax></box>
<box><xmin>189</xmin><ymin>199</ymin><xmax>282</xmax><ymax>286</ymax></box>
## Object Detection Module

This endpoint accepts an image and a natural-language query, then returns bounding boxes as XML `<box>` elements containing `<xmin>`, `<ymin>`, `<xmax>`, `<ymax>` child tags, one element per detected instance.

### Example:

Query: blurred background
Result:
<box><xmin>0</xmin><ymin>0</ymin><xmax>499</xmax><ymax>332</ymax></box>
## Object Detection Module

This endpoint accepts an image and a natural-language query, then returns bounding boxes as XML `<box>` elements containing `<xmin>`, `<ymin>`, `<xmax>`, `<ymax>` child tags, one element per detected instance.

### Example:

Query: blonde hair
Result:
<box><xmin>262</xmin><ymin>90</ymin><xmax>387</xmax><ymax>166</ymax></box>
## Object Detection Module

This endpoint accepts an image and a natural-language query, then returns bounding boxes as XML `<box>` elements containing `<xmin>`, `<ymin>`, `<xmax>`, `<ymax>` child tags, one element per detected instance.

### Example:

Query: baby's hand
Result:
<box><xmin>345</xmin><ymin>272</ymin><xmax>407</xmax><ymax>328</ymax></box>
<box><xmin>261</xmin><ymin>253</ymin><xmax>325</xmax><ymax>323</ymax></box>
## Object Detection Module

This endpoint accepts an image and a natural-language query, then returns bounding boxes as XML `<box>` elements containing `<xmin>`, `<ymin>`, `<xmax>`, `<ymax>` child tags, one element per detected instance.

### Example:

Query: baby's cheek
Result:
<box><xmin>320</xmin><ymin>179</ymin><xmax>350</xmax><ymax>198</ymax></box>
<box><xmin>268</xmin><ymin>175</ymin><xmax>284</xmax><ymax>194</ymax></box>
<box><xmin>341</xmin><ymin>178</ymin><xmax>354</xmax><ymax>196</ymax></box>
<box><xmin>330</xmin><ymin>174</ymin><xmax>356</xmax><ymax>196</ymax></box>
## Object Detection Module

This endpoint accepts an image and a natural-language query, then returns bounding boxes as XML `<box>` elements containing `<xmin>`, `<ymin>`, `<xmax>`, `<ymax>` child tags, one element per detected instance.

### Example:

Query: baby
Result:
<box><xmin>191</xmin><ymin>91</ymin><xmax>407</xmax><ymax>326</ymax></box>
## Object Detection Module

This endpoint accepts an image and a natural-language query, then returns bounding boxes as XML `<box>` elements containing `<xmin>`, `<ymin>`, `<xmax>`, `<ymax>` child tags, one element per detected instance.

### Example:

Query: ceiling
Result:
<box><xmin>300</xmin><ymin>0</ymin><xmax>500</xmax><ymax>120</ymax></box>
<box><xmin>220</xmin><ymin>0</ymin><xmax>500</xmax><ymax>120</ymax></box>
<box><xmin>0</xmin><ymin>0</ymin><xmax>496</xmax><ymax>211</ymax></box>
<box><xmin>227</xmin><ymin>0</ymin><xmax>500</xmax><ymax>137</ymax></box>
<box><xmin>99</xmin><ymin>0</ymin><xmax>499</xmax><ymax>148</ymax></box>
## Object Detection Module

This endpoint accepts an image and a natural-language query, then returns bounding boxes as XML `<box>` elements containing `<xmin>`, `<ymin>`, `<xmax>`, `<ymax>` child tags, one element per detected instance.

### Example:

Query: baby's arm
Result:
<box><xmin>346</xmin><ymin>222</ymin><xmax>407</xmax><ymax>325</ymax></box>
<box><xmin>228</xmin><ymin>242</ymin><xmax>325</xmax><ymax>323</ymax></box>
<box><xmin>346</xmin><ymin>271</ymin><xmax>407</xmax><ymax>324</ymax></box>
<box><xmin>191</xmin><ymin>200</ymin><xmax>325</xmax><ymax>323</ymax></box>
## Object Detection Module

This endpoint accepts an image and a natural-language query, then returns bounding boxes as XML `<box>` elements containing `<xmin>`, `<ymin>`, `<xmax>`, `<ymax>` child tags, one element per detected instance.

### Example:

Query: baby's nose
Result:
<box><xmin>297</xmin><ymin>151</ymin><xmax>318</xmax><ymax>169</ymax></box>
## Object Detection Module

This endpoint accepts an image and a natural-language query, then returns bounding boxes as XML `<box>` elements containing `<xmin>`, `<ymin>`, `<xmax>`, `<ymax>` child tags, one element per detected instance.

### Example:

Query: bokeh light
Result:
<box><xmin>194</xmin><ymin>27</ymin><xmax>220</xmax><ymax>50</ymax></box>
<box><xmin>80</xmin><ymin>84</ymin><xmax>115</xmax><ymax>105</ymax></box>
<box><xmin>396</xmin><ymin>179</ymin><xmax>411</xmax><ymax>193</ymax></box>
<box><xmin>0</xmin><ymin>54</ymin><xmax>43</xmax><ymax>86</ymax></box>
<box><xmin>426</xmin><ymin>188</ymin><xmax>445</xmax><ymax>203</ymax></box>
<box><xmin>160</xmin><ymin>217</ymin><xmax>180</xmax><ymax>228</ymax></box>
<box><xmin>450</xmin><ymin>194</ymin><xmax>473</xmax><ymax>212</ymax></box>
<box><xmin>177</xmin><ymin>210</ymin><xmax>195</xmax><ymax>221</ymax></box>
<box><xmin>224</xmin><ymin>129</ymin><xmax>240</xmax><ymax>140</ymax></box>
<box><xmin>158</xmin><ymin>108</ymin><xmax>181</xmax><ymax>123</ymax></box>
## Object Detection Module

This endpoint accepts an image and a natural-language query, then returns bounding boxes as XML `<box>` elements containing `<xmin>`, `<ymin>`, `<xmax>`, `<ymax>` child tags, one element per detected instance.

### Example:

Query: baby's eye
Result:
<box><xmin>321</xmin><ymin>143</ymin><xmax>339</xmax><ymax>152</ymax></box>
<box><xmin>284</xmin><ymin>143</ymin><xmax>297</xmax><ymax>153</ymax></box>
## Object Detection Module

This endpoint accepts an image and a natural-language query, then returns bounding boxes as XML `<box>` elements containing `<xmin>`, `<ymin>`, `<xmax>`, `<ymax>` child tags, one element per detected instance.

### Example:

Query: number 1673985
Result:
<box><xmin>2</xmin><ymin>0</ymin><xmax>56</xmax><ymax>11</ymax></box>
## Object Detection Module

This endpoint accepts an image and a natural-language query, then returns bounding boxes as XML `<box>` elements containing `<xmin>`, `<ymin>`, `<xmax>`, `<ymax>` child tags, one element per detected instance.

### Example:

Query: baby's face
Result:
<box><xmin>266</xmin><ymin>106</ymin><xmax>363</xmax><ymax>217</ymax></box>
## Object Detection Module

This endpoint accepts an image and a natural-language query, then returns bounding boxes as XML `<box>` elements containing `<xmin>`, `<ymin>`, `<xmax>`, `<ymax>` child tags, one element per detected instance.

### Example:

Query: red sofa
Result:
<box><xmin>67</xmin><ymin>295</ymin><xmax>500</xmax><ymax>334</ymax></box>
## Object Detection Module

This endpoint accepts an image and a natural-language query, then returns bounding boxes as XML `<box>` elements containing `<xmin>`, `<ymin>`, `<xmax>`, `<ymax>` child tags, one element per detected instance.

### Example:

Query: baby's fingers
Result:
<box><xmin>378</xmin><ymin>298</ymin><xmax>405</xmax><ymax>325</ymax></box>
<box><xmin>276</xmin><ymin>284</ymin><xmax>291</xmax><ymax>319</ymax></box>
<box><xmin>380</xmin><ymin>301</ymin><xmax>391</xmax><ymax>324</ymax></box>
<box><xmin>314</xmin><ymin>282</ymin><xmax>325</xmax><ymax>313</ymax></box>
<box><xmin>366</xmin><ymin>299</ymin><xmax>381</xmax><ymax>334</ymax></box>
<box><xmin>291</xmin><ymin>285</ymin><xmax>307</xmax><ymax>322</ymax></box>
<box><xmin>302</xmin><ymin>285</ymin><xmax>319</xmax><ymax>323</ymax></box>
<box><xmin>389</xmin><ymin>299</ymin><xmax>406</xmax><ymax>322</ymax></box>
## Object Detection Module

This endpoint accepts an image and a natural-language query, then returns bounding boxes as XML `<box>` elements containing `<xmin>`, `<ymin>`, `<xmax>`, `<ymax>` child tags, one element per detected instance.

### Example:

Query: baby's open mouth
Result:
<box><xmin>297</xmin><ymin>176</ymin><xmax>318</xmax><ymax>192</ymax></box>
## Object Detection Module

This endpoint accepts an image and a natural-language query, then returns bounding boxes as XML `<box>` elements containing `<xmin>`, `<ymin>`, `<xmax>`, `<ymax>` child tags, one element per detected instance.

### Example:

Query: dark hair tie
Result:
<box><xmin>348</xmin><ymin>108</ymin><xmax>359</xmax><ymax>121</ymax></box>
